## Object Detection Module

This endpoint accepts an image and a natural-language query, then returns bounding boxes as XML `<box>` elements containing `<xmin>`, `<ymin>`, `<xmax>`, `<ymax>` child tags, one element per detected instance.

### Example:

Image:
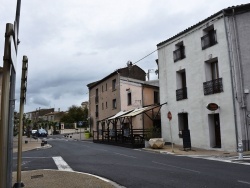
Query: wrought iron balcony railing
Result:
<box><xmin>173</xmin><ymin>47</ymin><xmax>185</xmax><ymax>62</ymax></box>
<box><xmin>176</xmin><ymin>87</ymin><xmax>187</xmax><ymax>101</ymax></box>
<box><xmin>203</xmin><ymin>78</ymin><xmax>223</xmax><ymax>95</ymax></box>
<box><xmin>201</xmin><ymin>30</ymin><xmax>217</xmax><ymax>50</ymax></box>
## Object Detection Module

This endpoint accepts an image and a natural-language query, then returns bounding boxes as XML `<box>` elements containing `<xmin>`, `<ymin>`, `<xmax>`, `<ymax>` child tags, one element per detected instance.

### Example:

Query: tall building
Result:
<box><xmin>157</xmin><ymin>3</ymin><xmax>250</xmax><ymax>151</ymax></box>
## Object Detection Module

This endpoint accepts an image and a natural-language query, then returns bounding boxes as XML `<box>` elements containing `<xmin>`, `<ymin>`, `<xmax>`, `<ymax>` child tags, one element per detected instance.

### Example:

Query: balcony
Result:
<box><xmin>173</xmin><ymin>47</ymin><xmax>185</xmax><ymax>62</ymax></box>
<box><xmin>201</xmin><ymin>30</ymin><xmax>217</xmax><ymax>50</ymax></box>
<box><xmin>95</xmin><ymin>96</ymin><xmax>99</xmax><ymax>103</ymax></box>
<box><xmin>203</xmin><ymin>78</ymin><xmax>223</xmax><ymax>95</ymax></box>
<box><xmin>176</xmin><ymin>87</ymin><xmax>187</xmax><ymax>101</ymax></box>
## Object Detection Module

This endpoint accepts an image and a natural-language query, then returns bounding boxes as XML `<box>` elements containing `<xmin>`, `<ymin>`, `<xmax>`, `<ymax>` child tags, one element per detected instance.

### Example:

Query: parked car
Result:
<box><xmin>37</xmin><ymin>128</ymin><xmax>48</xmax><ymax>137</ymax></box>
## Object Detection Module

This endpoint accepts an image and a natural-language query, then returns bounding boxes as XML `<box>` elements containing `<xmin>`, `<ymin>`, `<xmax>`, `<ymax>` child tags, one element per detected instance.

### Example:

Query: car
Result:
<box><xmin>37</xmin><ymin>128</ymin><xmax>48</xmax><ymax>137</ymax></box>
<box><xmin>32</xmin><ymin>130</ymin><xmax>37</xmax><ymax>135</ymax></box>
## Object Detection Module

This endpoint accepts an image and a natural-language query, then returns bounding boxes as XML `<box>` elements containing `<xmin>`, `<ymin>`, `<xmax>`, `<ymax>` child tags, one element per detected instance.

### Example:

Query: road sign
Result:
<box><xmin>78</xmin><ymin>121</ymin><xmax>83</xmax><ymax>126</ymax></box>
<box><xmin>167</xmin><ymin>111</ymin><xmax>172</xmax><ymax>121</ymax></box>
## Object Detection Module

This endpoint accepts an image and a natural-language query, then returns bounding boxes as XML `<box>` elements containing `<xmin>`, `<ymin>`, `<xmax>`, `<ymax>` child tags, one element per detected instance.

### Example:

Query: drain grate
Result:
<box><xmin>31</xmin><ymin>174</ymin><xmax>44</xmax><ymax>179</ymax></box>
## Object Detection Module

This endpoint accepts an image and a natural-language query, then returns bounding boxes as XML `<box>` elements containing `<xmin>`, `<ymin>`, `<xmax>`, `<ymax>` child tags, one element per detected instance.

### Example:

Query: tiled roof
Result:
<box><xmin>157</xmin><ymin>3</ymin><xmax>250</xmax><ymax>47</ymax></box>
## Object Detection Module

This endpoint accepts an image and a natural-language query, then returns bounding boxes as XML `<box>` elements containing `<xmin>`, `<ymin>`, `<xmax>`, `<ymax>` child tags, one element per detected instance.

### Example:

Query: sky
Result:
<box><xmin>1</xmin><ymin>0</ymin><xmax>249</xmax><ymax>113</ymax></box>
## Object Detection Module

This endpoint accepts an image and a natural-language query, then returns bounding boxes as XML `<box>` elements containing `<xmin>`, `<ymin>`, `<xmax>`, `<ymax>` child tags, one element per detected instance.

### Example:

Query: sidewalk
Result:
<box><xmin>12</xmin><ymin>135</ymin><xmax>120</xmax><ymax>188</ymax></box>
<box><xmin>143</xmin><ymin>143</ymin><xmax>250</xmax><ymax>159</ymax></box>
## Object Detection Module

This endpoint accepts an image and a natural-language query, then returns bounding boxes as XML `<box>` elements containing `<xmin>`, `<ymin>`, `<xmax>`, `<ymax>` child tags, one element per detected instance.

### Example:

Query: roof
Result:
<box><xmin>157</xmin><ymin>3</ymin><xmax>250</xmax><ymax>47</ymax></box>
<box><xmin>87</xmin><ymin>64</ymin><xmax>146</xmax><ymax>89</ymax></box>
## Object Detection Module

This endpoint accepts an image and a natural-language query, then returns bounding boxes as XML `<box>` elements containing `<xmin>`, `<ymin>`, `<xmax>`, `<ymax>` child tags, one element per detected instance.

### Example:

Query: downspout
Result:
<box><xmin>223</xmin><ymin>10</ymin><xmax>239</xmax><ymax>149</ymax></box>
<box><xmin>232</xmin><ymin>9</ymin><xmax>249</xmax><ymax>150</ymax></box>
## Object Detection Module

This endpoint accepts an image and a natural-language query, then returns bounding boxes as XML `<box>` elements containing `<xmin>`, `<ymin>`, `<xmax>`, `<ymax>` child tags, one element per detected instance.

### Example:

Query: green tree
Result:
<box><xmin>61</xmin><ymin>105</ymin><xmax>88</xmax><ymax>127</ymax></box>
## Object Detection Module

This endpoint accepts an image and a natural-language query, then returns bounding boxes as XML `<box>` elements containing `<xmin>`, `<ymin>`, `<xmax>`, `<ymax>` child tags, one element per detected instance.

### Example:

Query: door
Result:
<box><xmin>214</xmin><ymin>114</ymin><xmax>221</xmax><ymax>148</ymax></box>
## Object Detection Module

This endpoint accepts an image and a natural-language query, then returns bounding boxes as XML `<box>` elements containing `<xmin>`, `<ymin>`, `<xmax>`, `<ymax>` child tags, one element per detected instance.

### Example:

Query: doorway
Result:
<box><xmin>208</xmin><ymin>114</ymin><xmax>221</xmax><ymax>148</ymax></box>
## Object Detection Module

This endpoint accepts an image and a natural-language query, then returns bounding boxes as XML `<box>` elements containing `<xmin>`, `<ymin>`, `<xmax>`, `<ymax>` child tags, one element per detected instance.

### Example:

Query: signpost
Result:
<box><xmin>78</xmin><ymin>121</ymin><xmax>83</xmax><ymax>140</ymax></box>
<box><xmin>0</xmin><ymin>1</ymin><xmax>22</xmax><ymax>187</ymax></box>
<box><xmin>167</xmin><ymin>111</ymin><xmax>174</xmax><ymax>152</ymax></box>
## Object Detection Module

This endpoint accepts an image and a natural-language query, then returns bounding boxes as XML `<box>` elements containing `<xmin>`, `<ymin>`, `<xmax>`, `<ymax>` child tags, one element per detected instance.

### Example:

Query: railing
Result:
<box><xmin>176</xmin><ymin>87</ymin><xmax>187</xmax><ymax>101</ymax></box>
<box><xmin>203</xmin><ymin>78</ymin><xmax>223</xmax><ymax>95</ymax></box>
<box><xmin>93</xmin><ymin>128</ymin><xmax>151</xmax><ymax>148</ymax></box>
<box><xmin>173</xmin><ymin>47</ymin><xmax>185</xmax><ymax>62</ymax></box>
<box><xmin>201</xmin><ymin>30</ymin><xmax>217</xmax><ymax>50</ymax></box>
<box><xmin>95</xmin><ymin>96</ymin><xmax>99</xmax><ymax>103</ymax></box>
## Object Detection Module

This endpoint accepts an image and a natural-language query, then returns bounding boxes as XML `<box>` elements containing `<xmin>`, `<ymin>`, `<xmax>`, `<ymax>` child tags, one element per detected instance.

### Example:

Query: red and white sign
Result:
<box><xmin>167</xmin><ymin>111</ymin><xmax>172</xmax><ymax>121</ymax></box>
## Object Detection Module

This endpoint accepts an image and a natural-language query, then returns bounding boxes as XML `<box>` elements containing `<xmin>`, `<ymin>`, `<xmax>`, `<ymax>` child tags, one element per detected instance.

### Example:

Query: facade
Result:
<box><xmin>25</xmin><ymin>108</ymin><xmax>55</xmax><ymax>124</ymax></box>
<box><xmin>157</xmin><ymin>4</ymin><xmax>250</xmax><ymax>152</ymax></box>
<box><xmin>87</xmin><ymin>64</ymin><xmax>161</xmax><ymax>142</ymax></box>
<box><xmin>0</xmin><ymin>67</ymin><xmax>2</xmax><ymax>116</ymax></box>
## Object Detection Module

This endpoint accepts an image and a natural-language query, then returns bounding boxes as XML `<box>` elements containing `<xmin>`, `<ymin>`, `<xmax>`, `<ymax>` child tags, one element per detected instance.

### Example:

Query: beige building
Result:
<box><xmin>87</xmin><ymin>64</ymin><xmax>163</xmax><ymax>147</ymax></box>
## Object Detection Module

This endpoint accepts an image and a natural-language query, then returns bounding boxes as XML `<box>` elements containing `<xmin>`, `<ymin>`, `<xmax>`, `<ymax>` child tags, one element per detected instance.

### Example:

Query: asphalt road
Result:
<box><xmin>13</xmin><ymin>138</ymin><xmax>250</xmax><ymax>188</ymax></box>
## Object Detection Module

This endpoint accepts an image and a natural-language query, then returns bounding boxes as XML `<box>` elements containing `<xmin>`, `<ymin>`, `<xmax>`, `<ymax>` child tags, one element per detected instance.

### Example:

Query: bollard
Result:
<box><xmin>238</xmin><ymin>143</ymin><xmax>243</xmax><ymax>160</ymax></box>
<box><xmin>25</xmin><ymin>140</ymin><xmax>28</xmax><ymax>144</ymax></box>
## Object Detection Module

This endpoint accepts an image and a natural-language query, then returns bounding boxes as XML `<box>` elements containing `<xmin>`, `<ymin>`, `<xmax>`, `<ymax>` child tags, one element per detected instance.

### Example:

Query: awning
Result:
<box><xmin>121</xmin><ymin>107</ymin><xmax>149</xmax><ymax>117</ymax></box>
<box><xmin>108</xmin><ymin>110</ymin><xmax>134</xmax><ymax>120</ymax></box>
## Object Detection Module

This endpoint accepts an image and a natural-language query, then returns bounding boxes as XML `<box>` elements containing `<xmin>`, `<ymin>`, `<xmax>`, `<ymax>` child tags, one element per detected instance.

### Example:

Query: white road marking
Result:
<box><xmin>52</xmin><ymin>156</ymin><xmax>73</xmax><ymax>171</ymax></box>
<box><xmin>152</xmin><ymin>161</ymin><xmax>201</xmax><ymax>174</ymax></box>
<box><xmin>238</xmin><ymin>180</ymin><xmax>250</xmax><ymax>185</ymax></box>
<box><xmin>114</xmin><ymin>152</ymin><xmax>137</xmax><ymax>158</ymax></box>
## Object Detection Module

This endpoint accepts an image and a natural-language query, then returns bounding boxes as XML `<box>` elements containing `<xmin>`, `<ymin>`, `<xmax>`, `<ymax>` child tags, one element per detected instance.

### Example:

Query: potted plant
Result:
<box><xmin>84</xmin><ymin>130</ymin><xmax>90</xmax><ymax>139</ymax></box>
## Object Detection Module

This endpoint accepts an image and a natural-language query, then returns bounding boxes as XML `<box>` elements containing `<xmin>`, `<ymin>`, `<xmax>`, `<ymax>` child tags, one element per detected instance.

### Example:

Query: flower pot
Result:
<box><xmin>85</xmin><ymin>133</ymin><xmax>90</xmax><ymax>139</ymax></box>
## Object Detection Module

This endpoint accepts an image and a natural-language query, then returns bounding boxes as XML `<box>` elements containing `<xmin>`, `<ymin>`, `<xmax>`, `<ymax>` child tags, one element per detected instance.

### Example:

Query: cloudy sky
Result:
<box><xmin>1</xmin><ymin>0</ymin><xmax>249</xmax><ymax>113</ymax></box>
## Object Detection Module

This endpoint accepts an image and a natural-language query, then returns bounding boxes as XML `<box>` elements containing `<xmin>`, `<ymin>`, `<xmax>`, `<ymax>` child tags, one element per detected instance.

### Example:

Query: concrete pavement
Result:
<box><xmin>12</xmin><ymin>133</ymin><xmax>250</xmax><ymax>187</ymax></box>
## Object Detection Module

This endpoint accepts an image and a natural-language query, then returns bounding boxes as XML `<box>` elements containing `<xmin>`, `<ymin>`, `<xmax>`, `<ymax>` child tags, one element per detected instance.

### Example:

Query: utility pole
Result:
<box><xmin>0</xmin><ymin>1</ymin><xmax>21</xmax><ymax>187</ymax></box>
<box><xmin>14</xmin><ymin>56</ymin><xmax>28</xmax><ymax>188</ymax></box>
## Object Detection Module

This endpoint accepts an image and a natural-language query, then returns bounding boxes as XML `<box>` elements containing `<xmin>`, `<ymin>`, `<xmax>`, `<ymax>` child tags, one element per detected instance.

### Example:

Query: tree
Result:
<box><xmin>60</xmin><ymin>105</ymin><xmax>88</xmax><ymax>127</ymax></box>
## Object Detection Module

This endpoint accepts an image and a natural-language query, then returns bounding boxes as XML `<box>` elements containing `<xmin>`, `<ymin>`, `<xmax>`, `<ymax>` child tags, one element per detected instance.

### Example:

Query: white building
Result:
<box><xmin>157</xmin><ymin>4</ymin><xmax>250</xmax><ymax>152</ymax></box>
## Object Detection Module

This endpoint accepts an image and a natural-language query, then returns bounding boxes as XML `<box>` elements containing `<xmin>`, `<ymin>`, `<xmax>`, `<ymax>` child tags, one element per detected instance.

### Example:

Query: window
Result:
<box><xmin>112</xmin><ymin>79</ymin><xmax>116</xmax><ymax>91</ymax></box>
<box><xmin>102</xmin><ymin>85</ymin><xmax>104</xmax><ymax>92</ymax></box>
<box><xmin>106</xmin><ymin>101</ymin><xmax>108</xmax><ymax>109</ymax></box>
<box><xmin>106</xmin><ymin>83</ymin><xmax>107</xmax><ymax>91</ymax></box>
<box><xmin>95</xmin><ymin>88</ymin><xmax>99</xmax><ymax>103</ymax></box>
<box><xmin>127</xmin><ymin>92</ymin><xmax>132</xmax><ymax>105</ymax></box>
<box><xmin>176</xmin><ymin>70</ymin><xmax>187</xmax><ymax>101</ymax></box>
<box><xmin>173</xmin><ymin>41</ymin><xmax>185</xmax><ymax>62</ymax></box>
<box><xmin>203</xmin><ymin>58</ymin><xmax>223</xmax><ymax>95</ymax></box>
<box><xmin>154</xmin><ymin>91</ymin><xmax>159</xmax><ymax>104</ymax></box>
<box><xmin>95</xmin><ymin>105</ymin><xmax>98</xmax><ymax>117</ymax></box>
<box><xmin>102</xmin><ymin>103</ymin><xmax>104</xmax><ymax>110</ymax></box>
<box><xmin>201</xmin><ymin>25</ymin><xmax>217</xmax><ymax>50</ymax></box>
<box><xmin>112</xmin><ymin>99</ymin><xmax>117</xmax><ymax>109</ymax></box>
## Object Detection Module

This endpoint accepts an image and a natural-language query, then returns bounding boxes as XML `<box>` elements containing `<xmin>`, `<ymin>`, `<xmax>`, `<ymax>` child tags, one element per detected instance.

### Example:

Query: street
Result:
<box><xmin>13</xmin><ymin>137</ymin><xmax>250</xmax><ymax>188</ymax></box>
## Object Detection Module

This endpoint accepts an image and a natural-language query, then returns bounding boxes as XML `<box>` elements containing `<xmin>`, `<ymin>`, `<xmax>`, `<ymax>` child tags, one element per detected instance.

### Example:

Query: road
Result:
<box><xmin>13</xmin><ymin>137</ymin><xmax>250</xmax><ymax>188</ymax></box>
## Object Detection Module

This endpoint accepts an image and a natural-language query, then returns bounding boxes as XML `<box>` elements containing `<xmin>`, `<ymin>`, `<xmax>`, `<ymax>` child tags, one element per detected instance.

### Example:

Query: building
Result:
<box><xmin>25</xmin><ymin>108</ymin><xmax>55</xmax><ymax>124</ymax></box>
<box><xmin>157</xmin><ymin>3</ymin><xmax>250</xmax><ymax>152</ymax></box>
<box><xmin>87</xmin><ymin>63</ymin><xmax>163</xmax><ymax>147</ymax></box>
<box><xmin>81</xmin><ymin>101</ymin><xmax>89</xmax><ymax>109</ymax></box>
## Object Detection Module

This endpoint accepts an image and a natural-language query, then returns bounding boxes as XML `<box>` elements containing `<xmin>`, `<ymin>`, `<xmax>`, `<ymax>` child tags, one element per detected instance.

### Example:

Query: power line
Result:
<box><xmin>133</xmin><ymin>49</ymin><xmax>158</xmax><ymax>65</ymax></box>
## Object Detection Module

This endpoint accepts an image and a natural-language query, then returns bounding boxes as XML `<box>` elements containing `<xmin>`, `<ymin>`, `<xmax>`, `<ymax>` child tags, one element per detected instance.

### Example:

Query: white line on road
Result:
<box><xmin>114</xmin><ymin>152</ymin><xmax>137</xmax><ymax>158</ymax></box>
<box><xmin>152</xmin><ymin>161</ymin><xmax>201</xmax><ymax>174</ymax></box>
<box><xmin>13</xmin><ymin>157</ymin><xmax>51</xmax><ymax>159</ymax></box>
<box><xmin>238</xmin><ymin>180</ymin><xmax>250</xmax><ymax>185</ymax></box>
<box><xmin>52</xmin><ymin>156</ymin><xmax>73</xmax><ymax>171</ymax></box>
